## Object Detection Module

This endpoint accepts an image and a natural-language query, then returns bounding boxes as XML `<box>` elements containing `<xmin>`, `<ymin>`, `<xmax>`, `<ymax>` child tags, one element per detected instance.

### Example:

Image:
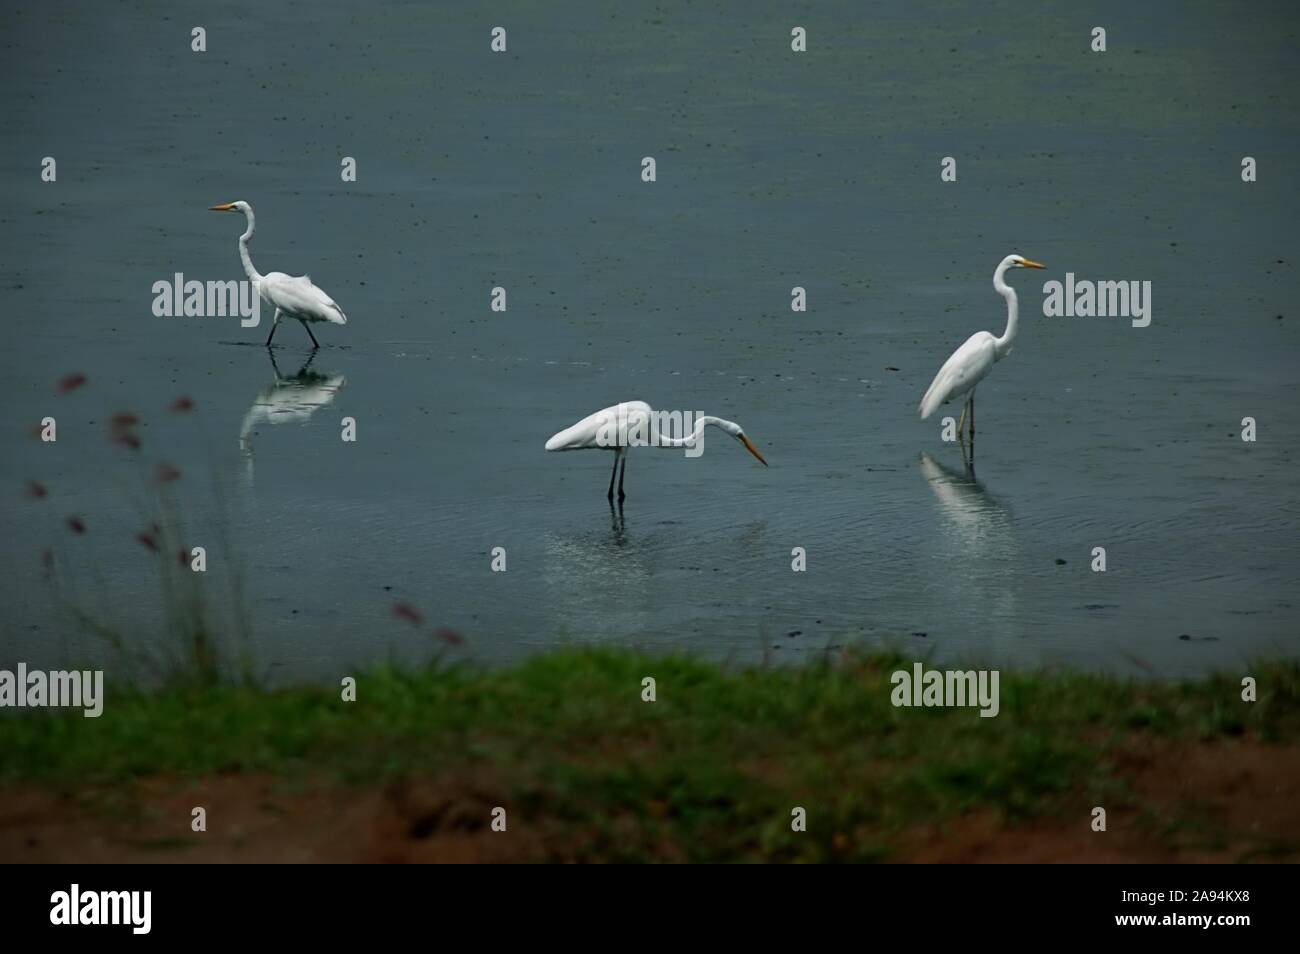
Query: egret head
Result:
<box><xmin>737</xmin><ymin>432</ymin><xmax>768</xmax><ymax>466</ymax></box>
<box><xmin>208</xmin><ymin>200</ymin><xmax>251</xmax><ymax>214</ymax></box>
<box><xmin>714</xmin><ymin>419</ymin><xmax>768</xmax><ymax>466</ymax></box>
<box><xmin>1005</xmin><ymin>254</ymin><xmax>1046</xmax><ymax>270</ymax></box>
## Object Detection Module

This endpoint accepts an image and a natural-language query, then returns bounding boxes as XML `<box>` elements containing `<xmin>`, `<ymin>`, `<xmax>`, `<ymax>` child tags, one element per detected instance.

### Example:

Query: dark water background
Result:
<box><xmin>2</xmin><ymin>1</ymin><xmax>1297</xmax><ymax>682</ymax></box>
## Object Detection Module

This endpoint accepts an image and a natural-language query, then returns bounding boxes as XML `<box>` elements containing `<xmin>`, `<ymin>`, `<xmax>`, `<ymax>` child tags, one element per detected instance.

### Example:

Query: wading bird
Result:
<box><xmin>209</xmin><ymin>201</ymin><xmax>347</xmax><ymax>348</ymax></box>
<box><xmin>918</xmin><ymin>254</ymin><xmax>1045</xmax><ymax>443</ymax></box>
<box><xmin>545</xmin><ymin>400</ymin><xmax>768</xmax><ymax>501</ymax></box>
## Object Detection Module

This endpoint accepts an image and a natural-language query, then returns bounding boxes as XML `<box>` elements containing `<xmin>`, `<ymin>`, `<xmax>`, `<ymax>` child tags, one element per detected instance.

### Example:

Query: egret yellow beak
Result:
<box><xmin>1021</xmin><ymin>258</ymin><xmax>1046</xmax><ymax>269</ymax></box>
<box><xmin>740</xmin><ymin>434</ymin><xmax>768</xmax><ymax>467</ymax></box>
<box><xmin>208</xmin><ymin>203</ymin><xmax>236</xmax><ymax>211</ymax></box>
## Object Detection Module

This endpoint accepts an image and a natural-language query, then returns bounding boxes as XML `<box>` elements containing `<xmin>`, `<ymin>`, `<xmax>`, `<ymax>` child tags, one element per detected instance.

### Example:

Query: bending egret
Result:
<box><xmin>545</xmin><ymin>400</ymin><xmax>768</xmax><ymax>501</ymax></box>
<box><xmin>918</xmin><ymin>254</ymin><xmax>1045</xmax><ymax>442</ymax></box>
<box><xmin>209</xmin><ymin>201</ymin><xmax>347</xmax><ymax>348</ymax></box>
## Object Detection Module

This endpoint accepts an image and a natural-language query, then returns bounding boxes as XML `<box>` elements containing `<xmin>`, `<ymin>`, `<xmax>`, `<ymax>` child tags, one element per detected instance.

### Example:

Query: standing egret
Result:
<box><xmin>918</xmin><ymin>254</ymin><xmax>1045</xmax><ymax>444</ymax></box>
<box><xmin>545</xmin><ymin>400</ymin><xmax>768</xmax><ymax>501</ymax></box>
<box><xmin>209</xmin><ymin>201</ymin><xmax>347</xmax><ymax>348</ymax></box>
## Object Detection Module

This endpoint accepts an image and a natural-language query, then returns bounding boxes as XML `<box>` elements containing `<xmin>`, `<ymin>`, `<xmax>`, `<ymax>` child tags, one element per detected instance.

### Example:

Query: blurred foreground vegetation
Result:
<box><xmin>2</xmin><ymin>650</ymin><xmax>1296</xmax><ymax>861</ymax></box>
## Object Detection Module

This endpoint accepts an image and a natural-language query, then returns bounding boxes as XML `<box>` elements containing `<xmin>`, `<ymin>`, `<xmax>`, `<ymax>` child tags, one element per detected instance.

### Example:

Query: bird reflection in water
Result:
<box><xmin>239</xmin><ymin>351</ymin><xmax>345</xmax><ymax>486</ymax></box>
<box><xmin>608</xmin><ymin>498</ymin><xmax>627</xmax><ymax>543</ymax></box>
<box><xmin>918</xmin><ymin>452</ymin><xmax>1013</xmax><ymax>548</ymax></box>
<box><xmin>918</xmin><ymin>453</ymin><xmax>1019</xmax><ymax>649</ymax></box>
<box><xmin>541</xmin><ymin>500</ymin><xmax>653</xmax><ymax>639</ymax></box>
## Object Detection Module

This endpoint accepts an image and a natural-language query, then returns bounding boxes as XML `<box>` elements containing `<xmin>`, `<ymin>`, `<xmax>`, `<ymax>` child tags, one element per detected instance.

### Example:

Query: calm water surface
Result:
<box><xmin>2</xmin><ymin>1</ymin><xmax>1297</xmax><ymax>682</ymax></box>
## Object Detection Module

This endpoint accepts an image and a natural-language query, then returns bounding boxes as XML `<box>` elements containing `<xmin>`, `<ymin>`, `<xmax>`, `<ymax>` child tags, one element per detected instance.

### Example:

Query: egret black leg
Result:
<box><xmin>266</xmin><ymin>308</ymin><xmax>282</xmax><ymax>347</ymax></box>
<box><xmin>301</xmin><ymin>320</ymin><xmax>320</xmax><ymax>349</ymax></box>
<box><xmin>969</xmin><ymin>393</ymin><xmax>975</xmax><ymax>440</ymax></box>
<box><xmin>607</xmin><ymin>452</ymin><xmax>620</xmax><ymax>500</ymax></box>
<box><xmin>617</xmin><ymin>454</ymin><xmax>627</xmax><ymax>502</ymax></box>
<box><xmin>959</xmin><ymin>425</ymin><xmax>974</xmax><ymax>470</ymax></box>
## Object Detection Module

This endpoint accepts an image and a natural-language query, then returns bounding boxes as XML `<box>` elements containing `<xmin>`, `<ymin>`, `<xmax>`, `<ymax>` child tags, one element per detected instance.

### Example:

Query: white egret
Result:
<box><xmin>209</xmin><ymin>201</ymin><xmax>347</xmax><ymax>348</ymax></box>
<box><xmin>918</xmin><ymin>254</ymin><xmax>1045</xmax><ymax>441</ymax></box>
<box><xmin>545</xmin><ymin>400</ymin><xmax>768</xmax><ymax>501</ymax></box>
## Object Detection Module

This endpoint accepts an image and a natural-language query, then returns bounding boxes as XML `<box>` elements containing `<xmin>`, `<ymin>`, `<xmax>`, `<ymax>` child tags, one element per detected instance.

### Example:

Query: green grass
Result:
<box><xmin>2</xmin><ymin>650</ymin><xmax>1296</xmax><ymax>862</ymax></box>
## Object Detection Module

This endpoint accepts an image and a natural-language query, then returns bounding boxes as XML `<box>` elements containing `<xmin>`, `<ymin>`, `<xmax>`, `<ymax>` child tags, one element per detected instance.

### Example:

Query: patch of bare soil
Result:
<box><xmin>2</xmin><ymin>739</ymin><xmax>1296</xmax><ymax>863</ymax></box>
<box><xmin>904</xmin><ymin>738</ymin><xmax>1300</xmax><ymax>862</ymax></box>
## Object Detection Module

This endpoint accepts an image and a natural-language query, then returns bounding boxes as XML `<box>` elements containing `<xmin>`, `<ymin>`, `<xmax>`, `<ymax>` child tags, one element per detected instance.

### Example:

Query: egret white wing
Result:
<box><xmin>263</xmin><ymin>272</ymin><xmax>347</xmax><ymax>324</ymax></box>
<box><xmin>919</xmin><ymin>332</ymin><xmax>996</xmax><ymax>419</ymax></box>
<box><xmin>545</xmin><ymin>400</ymin><xmax>652</xmax><ymax>451</ymax></box>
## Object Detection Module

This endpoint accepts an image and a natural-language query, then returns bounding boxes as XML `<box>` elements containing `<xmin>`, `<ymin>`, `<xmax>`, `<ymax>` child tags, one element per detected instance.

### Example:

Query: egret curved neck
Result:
<box><xmin>992</xmin><ymin>263</ymin><xmax>1018</xmax><ymax>360</ymax></box>
<box><xmin>654</xmin><ymin>415</ymin><xmax>725</xmax><ymax>448</ymax></box>
<box><xmin>237</xmin><ymin>208</ymin><xmax>262</xmax><ymax>284</ymax></box>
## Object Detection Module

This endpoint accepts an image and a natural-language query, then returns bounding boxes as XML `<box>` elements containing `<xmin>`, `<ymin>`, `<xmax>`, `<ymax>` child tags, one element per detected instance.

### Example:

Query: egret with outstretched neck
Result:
<box><xmin>919</xmin><ymin>254</ymin><xmax>1045</xmax><ymax>443</ymax></box>
<box><xmin>209</xmin><ymin>201</ymin><xmax>347</xmax><ymax>349</ymax></box>
<box><xmin>545</xmin><ymin>400</ymin><xmax>768</xmax><ymax>501</ymax></box>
